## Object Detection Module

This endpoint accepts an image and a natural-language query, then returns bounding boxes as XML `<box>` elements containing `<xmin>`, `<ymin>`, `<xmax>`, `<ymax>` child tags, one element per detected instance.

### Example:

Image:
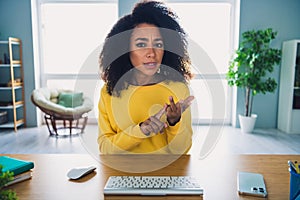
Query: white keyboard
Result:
<box><xmin>104</xmin><ymin>176</ymin><xmax>203</xmax><ymax>196</ymax></box>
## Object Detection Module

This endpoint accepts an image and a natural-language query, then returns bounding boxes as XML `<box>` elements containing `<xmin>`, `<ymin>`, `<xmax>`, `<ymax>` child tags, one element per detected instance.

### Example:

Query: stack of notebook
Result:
<box><xmin>0</xmin><ymin>156</ymin><xmax>34</xmax><ymax>186</ymax></box>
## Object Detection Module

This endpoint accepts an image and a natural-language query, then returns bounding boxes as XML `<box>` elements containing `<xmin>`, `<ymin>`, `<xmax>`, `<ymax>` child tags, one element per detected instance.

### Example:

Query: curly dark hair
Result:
<box><xmin>99</xmin><ymin>0</ymin><xmax>193</xmax><ymax>96</ymax></box>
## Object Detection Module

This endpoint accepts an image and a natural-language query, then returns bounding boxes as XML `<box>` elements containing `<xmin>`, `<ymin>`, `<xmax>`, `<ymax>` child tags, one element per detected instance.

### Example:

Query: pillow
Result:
<box><xmin>50</xmin><ymin>97</ymin><xmax>58</xmax><ymax>104</ymax></box>
<box><xmin>58</xmin><ymin>92</ymin><xmax>83</xmax><ymax>108</ymax></box>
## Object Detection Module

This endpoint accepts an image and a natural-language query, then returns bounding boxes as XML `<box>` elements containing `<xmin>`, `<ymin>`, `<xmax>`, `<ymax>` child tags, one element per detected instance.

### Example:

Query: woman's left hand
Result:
<box><xmin>166</xmin><ymin>95</ymin><xmax>194</xmax><ymax>126</ymax></box>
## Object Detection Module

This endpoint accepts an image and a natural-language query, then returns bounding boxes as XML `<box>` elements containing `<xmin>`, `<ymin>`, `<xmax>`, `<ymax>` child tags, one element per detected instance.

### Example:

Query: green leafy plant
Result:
<box><xmin>227</xmin><ymin>28</ymin><xmax>281</xmax><ymax>117</ymax></box>
<box><xmin>0</xmin><ymin>165</ymin><xmax>18</xmax><ymax>200</ymax></box>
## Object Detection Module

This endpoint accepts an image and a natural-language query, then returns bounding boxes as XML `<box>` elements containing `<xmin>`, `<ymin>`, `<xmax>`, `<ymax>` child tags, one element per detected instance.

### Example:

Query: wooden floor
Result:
<box><xmin>1</xmin><ymin>125</ymin><xmax>300</xmax><ymax>155</ymax></box>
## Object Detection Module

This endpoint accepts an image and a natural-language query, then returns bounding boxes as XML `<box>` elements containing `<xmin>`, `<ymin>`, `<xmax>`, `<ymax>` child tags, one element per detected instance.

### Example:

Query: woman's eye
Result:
<box><xmin>136</xmin><ymin>43</ymin><xmax>146</xmax><ymax>48</ymax></box>
<box><xmin>155</xmin><ymin>43</ymin><xmax>164</xmax><ymax>48</ymax></box>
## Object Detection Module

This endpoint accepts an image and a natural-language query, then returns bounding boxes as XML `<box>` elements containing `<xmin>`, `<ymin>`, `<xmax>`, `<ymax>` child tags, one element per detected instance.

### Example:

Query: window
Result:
<box><xmin>37</xmin><ymin>1</ymin><xmax>117</xmax><ymax>122</ymax></box>
<box><xmin>167</xmin><ymin>1</ymin><xmax>239</xmax><ymax>124</ymax></box>
<box><xmin>36</xmin><ymin>0</ymin><xmax>239</xmax><ymax>125</ymax></box>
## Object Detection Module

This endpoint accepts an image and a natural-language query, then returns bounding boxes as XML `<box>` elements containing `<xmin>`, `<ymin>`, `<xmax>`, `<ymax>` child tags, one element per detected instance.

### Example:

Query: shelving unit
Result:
<box><xmin>0</xmin><ymin>37</ymin><xmax>26</xmax><ymax>131</ymax></box>
<box><xmin>278</xmin><ymin>40</ymin><xmax>300</xmax><ymax>134</ymax></box>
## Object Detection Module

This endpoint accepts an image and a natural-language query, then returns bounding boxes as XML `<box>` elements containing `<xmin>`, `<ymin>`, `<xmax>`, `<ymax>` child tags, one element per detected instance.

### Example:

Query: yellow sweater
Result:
<box><xmin>97</xmin><ymin>81</ymin><xmax>193</xmax><ymax>154</ymax></box>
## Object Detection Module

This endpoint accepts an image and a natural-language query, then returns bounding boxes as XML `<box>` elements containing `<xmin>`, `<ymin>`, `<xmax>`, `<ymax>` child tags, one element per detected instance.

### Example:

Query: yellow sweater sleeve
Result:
<box><xmin>97</xmin><ymin>82</ymin><xmax>193</xmax><ymax>154</ymax></box>
<box><xmin>97</xmin><ymin>86</ymin><xmax>147</xmax><ymax>154</ymax></box>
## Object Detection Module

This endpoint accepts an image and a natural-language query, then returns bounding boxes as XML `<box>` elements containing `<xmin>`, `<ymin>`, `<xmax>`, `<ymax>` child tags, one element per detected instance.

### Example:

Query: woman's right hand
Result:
<box><xmin>139</xmin><ymin>105</ymin><xmax>167</xmax><ymax>136</ymax></box>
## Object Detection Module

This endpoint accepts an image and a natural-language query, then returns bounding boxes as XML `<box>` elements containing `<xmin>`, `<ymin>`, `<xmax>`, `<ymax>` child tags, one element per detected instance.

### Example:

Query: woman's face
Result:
<box><xmin>130</xmin><ymin>23</ymin><xmax>164</xmax><ymax>78</ymax></box>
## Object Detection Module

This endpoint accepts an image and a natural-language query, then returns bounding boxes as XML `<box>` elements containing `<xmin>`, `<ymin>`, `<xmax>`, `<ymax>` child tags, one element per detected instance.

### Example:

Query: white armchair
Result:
<box><xmin>31</xmin><ymin>88</ymin><xmax>93</xmax><ymax>136</ymax></box>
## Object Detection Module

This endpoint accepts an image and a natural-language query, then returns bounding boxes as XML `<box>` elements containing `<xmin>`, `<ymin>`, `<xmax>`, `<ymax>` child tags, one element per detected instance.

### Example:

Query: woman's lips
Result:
<box><xmin>144</xmin><ymin>62</ymin><xmax>157</xmax><ymax>68</ymax></box>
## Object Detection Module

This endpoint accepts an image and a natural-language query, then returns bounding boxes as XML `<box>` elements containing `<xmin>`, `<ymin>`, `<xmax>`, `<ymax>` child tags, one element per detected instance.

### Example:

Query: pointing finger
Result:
<box><xmin>183</xmin><ymin>96</ymin><xmax>194</xmax><ymax>106</ymax></box>
<box><xmin>181</xmin><ymin>96</ymin><xmax>195</xmax><ymax>111</ymax></box>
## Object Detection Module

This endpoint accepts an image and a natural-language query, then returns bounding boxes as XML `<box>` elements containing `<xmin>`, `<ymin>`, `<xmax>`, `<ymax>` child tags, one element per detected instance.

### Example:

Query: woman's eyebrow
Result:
<box><xmin>134</xmin><ymin>38</ymin><xmax>163</xmax><ymax>42</ymax></box>
<box><xmin>135</xmin><ymin>38</ymin><xmax>148</xmax><ymax>42</ymax></box>
<box><xmin>154</xmin><ymin>38</ymin><xmax>163</xmax><ymax>42</ymax></box>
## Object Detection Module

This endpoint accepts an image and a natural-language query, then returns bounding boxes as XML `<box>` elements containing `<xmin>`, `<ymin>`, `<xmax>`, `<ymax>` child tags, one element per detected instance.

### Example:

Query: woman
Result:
<box><xmin>98</xmin><ymin>0</ymin><xmax>194</xmax><ymax>154</ymax></box>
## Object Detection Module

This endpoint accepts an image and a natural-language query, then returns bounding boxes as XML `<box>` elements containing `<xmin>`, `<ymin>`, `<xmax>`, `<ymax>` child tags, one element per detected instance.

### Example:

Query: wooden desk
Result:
<box><xmin>3</xmin><ymin>154</ymin><xmax>299</xmax><ymax>200</ymax></box>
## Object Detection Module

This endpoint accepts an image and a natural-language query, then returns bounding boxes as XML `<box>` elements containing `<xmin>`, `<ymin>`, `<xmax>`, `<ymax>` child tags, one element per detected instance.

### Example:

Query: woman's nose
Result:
<box><xmin>146</xmin><ymin>47</ymin><xmax>155</xmax><ymax>58</ymax></box>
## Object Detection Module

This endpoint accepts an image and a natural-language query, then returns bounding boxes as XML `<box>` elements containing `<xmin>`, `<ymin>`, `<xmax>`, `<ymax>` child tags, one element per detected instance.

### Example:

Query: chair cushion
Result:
<box><xmin>31</xmin><ymin>88</ymin><xmax>93</xmax><ymax>116</ymax></box>
<box><xmin>58</xmin><ymin>92</ymin><xmax>83</xmax><ymax>108</ymax></box>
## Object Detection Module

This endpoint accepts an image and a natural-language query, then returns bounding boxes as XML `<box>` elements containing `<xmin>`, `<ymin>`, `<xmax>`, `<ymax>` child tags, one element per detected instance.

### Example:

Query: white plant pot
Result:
<box><xmin>238</xmin><ymin>114</ymin><xmax>257</xmax><ymax>133</ymax></box>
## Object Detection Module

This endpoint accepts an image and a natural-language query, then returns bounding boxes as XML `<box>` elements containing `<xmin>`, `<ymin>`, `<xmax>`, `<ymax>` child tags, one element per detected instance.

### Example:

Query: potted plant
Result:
<box><xmin>0</xmin><ymin>165</ymin><xmax>18</xmax><ymax>200</ymax></box>
<box><xmin>227</xmin><ymin>28</ymin><xmax>281</xmax><ymax>133</ymax></box>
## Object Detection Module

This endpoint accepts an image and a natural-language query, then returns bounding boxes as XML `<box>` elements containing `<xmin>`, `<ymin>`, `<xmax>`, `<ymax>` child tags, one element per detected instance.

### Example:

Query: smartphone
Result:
<box><xmin>237</xmin><ymin>171</ymin><xmax>268</xmax><ymax>198</ymax></box>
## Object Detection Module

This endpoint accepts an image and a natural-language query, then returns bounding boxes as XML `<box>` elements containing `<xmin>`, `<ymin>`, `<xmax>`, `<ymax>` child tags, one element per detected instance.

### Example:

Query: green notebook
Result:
<box><xmin>0</xmin><ymin>156</ymin><xmax>34</xmax><ymax>175</ymax></box>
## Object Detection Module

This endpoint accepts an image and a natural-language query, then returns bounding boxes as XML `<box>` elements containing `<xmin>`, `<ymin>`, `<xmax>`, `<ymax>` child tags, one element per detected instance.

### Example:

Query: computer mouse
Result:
<box><xmin>67</xmin><ymin>166</ymin><xmax>96</xmax><ymax>180</ymax></box>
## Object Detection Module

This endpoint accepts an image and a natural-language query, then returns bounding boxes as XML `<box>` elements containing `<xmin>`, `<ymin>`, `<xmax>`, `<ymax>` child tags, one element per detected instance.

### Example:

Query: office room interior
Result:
<box><xmin>1</xmin><ymin>1</ymin><xmax>300</xmax><ymax>200</ymax></box>
<box><xmin>0</xmin><ymin>0</ymin><xmax>300</xmax><ymax>156</ymax></box>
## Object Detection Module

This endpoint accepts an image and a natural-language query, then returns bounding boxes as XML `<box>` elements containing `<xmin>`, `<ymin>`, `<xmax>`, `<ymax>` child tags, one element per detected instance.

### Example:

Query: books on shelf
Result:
<box><xmin>0</xmin><ymin>156</ymin><xmax>34</xmax><ymax>186</ymax></box>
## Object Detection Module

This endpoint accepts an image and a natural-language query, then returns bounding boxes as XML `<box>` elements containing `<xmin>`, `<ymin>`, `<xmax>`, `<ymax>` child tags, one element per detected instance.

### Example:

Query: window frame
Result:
<box><xmin>32</xmin><ymin>0</ymin><xmax>240</xmax><ymax>126</ymax></box>
<box><xmin>166</xmin><ymin>0</ymin><xmax>240</xmax><ymax>125</ymax></box>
